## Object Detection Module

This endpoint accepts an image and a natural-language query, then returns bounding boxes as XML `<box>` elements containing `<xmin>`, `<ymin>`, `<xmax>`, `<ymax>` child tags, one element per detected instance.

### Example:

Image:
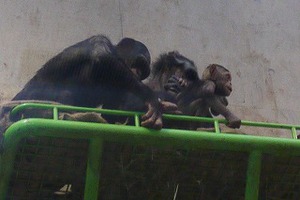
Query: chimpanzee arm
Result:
<box><xmin>206</xmin><ymin>96</ymin><xmax>241</xmax><ymax>128</ymax></box>
<box><xmin>211</xmin><ymin>96</ymin><xmax>228</xmax><ymax>116</ymax></box>
<box><xmin>90</xmin><ymin>56</ymin><xmax>162</xmax><ymax>129</ymax></box>
<box><xmin>65</xmin><ymin>36</ymin><xmax>163</xmax><ymax>129</ymax></box>
<box><xmin>191</xmin><ymin>80</ymin><xmax>216</xmax><ymax>97</ymax></box>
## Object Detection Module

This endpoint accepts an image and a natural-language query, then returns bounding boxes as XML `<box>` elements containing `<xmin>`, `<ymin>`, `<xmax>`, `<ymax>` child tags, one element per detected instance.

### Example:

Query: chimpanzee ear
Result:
<box><xmin>209</xmin><ymin>64</ymin><xmax>218</xmax><ymax>78</ymax></box>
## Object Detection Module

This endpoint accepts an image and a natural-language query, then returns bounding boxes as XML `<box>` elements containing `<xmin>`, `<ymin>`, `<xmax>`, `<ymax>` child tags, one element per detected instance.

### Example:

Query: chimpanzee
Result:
<box><xmin>145</xmin><ymin>51</ymin><xmax>240</xmax><ymax>129</ymax></box>
<box><xmin>119</xmin><ymin>51</ymin><xmax>194</xmax><ymax>114</ymax></box>
<box><xmin>168</xmin><ymin>64</ymin><xmax>241</xmax><ymax>129</ymax></box>
<box><xmin>12</xmin><ymin>35</ymin><xmax>162</xmax><ymax>129</ymax></box>
<box><xmin>146</xmin><ymin>51</ymin><xmax>198</xmax><ymax>104</ymax></box>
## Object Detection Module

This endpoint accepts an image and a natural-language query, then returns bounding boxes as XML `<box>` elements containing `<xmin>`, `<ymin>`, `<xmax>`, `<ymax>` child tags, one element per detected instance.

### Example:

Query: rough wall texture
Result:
<box><xmin>1</xmin><ymin>0</ymin><xmax>300</xmax><ymax>136</ymax></box>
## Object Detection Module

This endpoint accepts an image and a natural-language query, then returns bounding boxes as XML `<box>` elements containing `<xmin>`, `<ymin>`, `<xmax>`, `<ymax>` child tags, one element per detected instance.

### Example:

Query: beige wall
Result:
<box><xmin>1</xmin><ymin>0</ymin><xmax>300</xmax><ymax>135</ymax></box>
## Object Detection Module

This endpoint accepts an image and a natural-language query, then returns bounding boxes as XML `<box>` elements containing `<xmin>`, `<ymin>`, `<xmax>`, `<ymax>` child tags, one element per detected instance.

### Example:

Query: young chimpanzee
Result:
<box><xmin>146</xmin><ymin>51</ymin><xmax>240</xmax><ymax>129</ymax></box>
<box><xmin>168</xmin><ymin>64</ymin><xmax>241</xmax><ymax>129</ymax></box>
<box><xmin>12</xmin><ymin>35</ymin><xmax>162</xmax><ymax>129</ymax></box>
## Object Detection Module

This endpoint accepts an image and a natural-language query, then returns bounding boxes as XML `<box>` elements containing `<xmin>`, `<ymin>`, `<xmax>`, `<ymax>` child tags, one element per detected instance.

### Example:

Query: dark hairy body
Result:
<box><xmin>13</xmin><ymin>35</ymin><xmax>162</xmax><ymax>129</ymax></box>
<box><xmin>169</xmin><ymin>64</ymin><xmax>241</xmax><ymax>129</ymax></box>
<box><xmin>145</xmin><ymin>51</ymin><xmax>240</xmax><ymax>129</ymax></box>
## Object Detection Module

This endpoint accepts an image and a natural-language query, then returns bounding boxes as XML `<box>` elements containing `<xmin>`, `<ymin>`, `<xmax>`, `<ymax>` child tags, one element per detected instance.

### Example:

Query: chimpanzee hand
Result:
<box><xmin>164</xmin><ymin>75</ymin><xmax>188</xmax><ymax>95</ymax></box>
<box><xmin>226</xmin><ymin>113</ymin><xmax>241</xmax><ymax>129</ymax></box>
<box><xmin>160</xmin><ymin>100</ymin><xmax>182</xmax><ymax>114</ymax></box>
<box><xmin>199</xmin><ymin>80</ymin><xmax>216</xmax><ymax>96</ymax></box>
<box><xmin>141</xmin><ymin>102</ymin><xmax>163</xmax><ymax>130</ymax></box>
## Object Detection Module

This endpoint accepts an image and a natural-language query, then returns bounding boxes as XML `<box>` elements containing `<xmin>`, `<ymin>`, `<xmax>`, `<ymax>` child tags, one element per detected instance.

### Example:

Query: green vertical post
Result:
<box><xmin>245</xmin><ymin>151</ymin><xmax>262</xmax><ymax>200</ymax></box>
<box><xmin>53</xmin><ymin>107</ymin><xmax>59</xmax><ymax>120</ymax></box>
<box><xmin>134</xmin><ymin>114</ymin><xmax>140</xmax><ymax>127</ymax></box>
<box><xmin>84</xmin><ymin>138</ymin><xmax>103</xmax><ymax>200</ymax></box>
<box><xmin>214</xmin><ymin>120</ymin><xmax>221</xmax><ymax>133</ymax></box>
<box><xmin>291</xmin><ymin>127</ymin><xmax>297</xmax><ymax>139</ymax></box>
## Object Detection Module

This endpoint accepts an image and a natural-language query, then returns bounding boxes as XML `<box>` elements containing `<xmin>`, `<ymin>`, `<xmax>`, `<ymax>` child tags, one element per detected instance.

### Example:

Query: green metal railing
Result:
<box><xmin>1</xmin><ymin>103</ymin><xmax>300</xmax><ymax>199</ymax></box>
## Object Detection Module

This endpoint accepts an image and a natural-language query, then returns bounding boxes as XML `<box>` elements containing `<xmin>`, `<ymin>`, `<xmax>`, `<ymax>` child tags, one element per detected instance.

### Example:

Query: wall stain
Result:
<box><xmin>177</xmin><ymin>24</ymin><xmax>201</xmax><ymax>32</ymax></box>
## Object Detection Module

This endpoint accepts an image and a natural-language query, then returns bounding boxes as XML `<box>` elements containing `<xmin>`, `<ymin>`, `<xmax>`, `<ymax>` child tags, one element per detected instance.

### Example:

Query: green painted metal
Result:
<box><xmin>291</xmin><ymin>126</ymin><xmax>297</xmax><ymax>139</ymax></box>
<box><xmin>53</xmin><ymin>107</ymin><xmax>59</xmax><ymax>120</ymax></box>
<box><xmin>1</xmin><ymin>103</ymin><xmax>300</xmax><ymax>199</ymax></box>
<box><xmin>245</xmin><ymin>151</ymin><xmax>262</xmax><ymax>200</ymax></box>
<box><xmin>9</xmin><ymin>103</ymin><xmax>300</xmax><ymax>134</ymax></box>
<box><xmin>84</xmin><ymin>138</ymin><xmax>103</xmax><ymax>200</ymax></box>
<box><xmin>214</xmin><ymin>120</ymin><xmax>221</xmax><ymax>133</ymax></box>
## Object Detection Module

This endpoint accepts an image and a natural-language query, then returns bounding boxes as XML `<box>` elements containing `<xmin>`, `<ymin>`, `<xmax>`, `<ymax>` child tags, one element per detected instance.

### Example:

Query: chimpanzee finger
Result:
<box><xmin>161</xmin><ymin>101</ymin><xmax>178</xmax><ymax>112</ymax></box>
<box><xmin>153</xmin><ymin>116</ymin><xmax>163</xmax><ymax>129</ymax></box>
<box><xmin>141</xmin><ymin>103</ymin><xmax>163</xmax><ymax>129</ymax></box>
<box><xmin>141</xmin><ymin>103</ymin><xmax>153</xmax><ymax>120</ymax></box>
<box><xmin>141</xmin><ymin>113</ymin><xmax>162</xmax><ymax>129</ymax></box>
<box><xmin>167</xmin><ymin>75</ymin><xmax>180</xmax><ymax>83</ymax></box>
<box><xmin>164</xmin><ymin>82</ymin><xmax>178</xmax><ymax>89</ymax></box>
<box><xmin>164</xmin><ymin>83</ymin><xmax>181</xmax><ymax>93</ymax></box>
<box><xmin>141</xmin><ymin>114</ymin><xmax>154</xmax><ymax>127</ymax></box>
<box><xmin>178</xmin><ymin>78</ymin><xmax>188</xmax><ymax>87</ymax></box>
<box><xmin>141</xmin><ymin>112</ymin><xmax>162</xmax><ymax>129</ymax></box>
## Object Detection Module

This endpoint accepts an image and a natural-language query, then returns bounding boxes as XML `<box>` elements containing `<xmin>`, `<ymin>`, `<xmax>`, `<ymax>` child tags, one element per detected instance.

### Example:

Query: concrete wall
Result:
<box><xmin>1</xmin><ymin>0</ymin><xmax>300</xmax><ymax>136</ymax></box>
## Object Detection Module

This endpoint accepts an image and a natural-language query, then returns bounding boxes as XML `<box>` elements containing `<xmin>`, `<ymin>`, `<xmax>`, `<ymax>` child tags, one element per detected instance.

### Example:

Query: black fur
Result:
<box><xmin>13</xmin><ymin>35</ymin><xmax>157</xmax><ymax>111</ymax></box>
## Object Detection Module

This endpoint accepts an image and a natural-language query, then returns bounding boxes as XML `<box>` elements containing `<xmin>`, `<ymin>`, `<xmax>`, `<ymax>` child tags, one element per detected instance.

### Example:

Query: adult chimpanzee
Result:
<box><xmin>12</xmin><ymin>35</ymin><xmax>162</xmax><ymax>129</ymax></box>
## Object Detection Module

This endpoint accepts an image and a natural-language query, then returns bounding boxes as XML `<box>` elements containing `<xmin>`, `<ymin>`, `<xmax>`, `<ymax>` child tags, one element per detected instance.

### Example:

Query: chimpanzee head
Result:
<box><xmin>151</xmin><ymin>51</ymin><xmax>199</xmax><ymax>88</ymax></box>
<box><xmin>116</xmin><ymin>38</ymin><xmax>151</xmax><ymax>80</ymax></box>
<box><xmin>167</xmin><ymin>51</ymin><xmax>198</xmax><ymax>81</ymax></box>
<box><xmin>202</xmin><ymin>64</ymin><xmax>232</xmax><ymax>96</ymax></box>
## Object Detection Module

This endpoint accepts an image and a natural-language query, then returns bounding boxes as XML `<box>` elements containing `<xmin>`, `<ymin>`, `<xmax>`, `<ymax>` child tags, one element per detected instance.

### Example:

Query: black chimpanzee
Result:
<box><xmin>147</xmin><ymin>51</ymin><xmax>199</xmax><ymax>104</ymax></box>
<box><xmin>147</xmin><ymin>51</ymin><xmax>241</xmax><ymax>129</ymax></box>
<box><xmin>12</xmin><ymin>35</ymin><xmax>162</xmax><ymax>129</ymax></box>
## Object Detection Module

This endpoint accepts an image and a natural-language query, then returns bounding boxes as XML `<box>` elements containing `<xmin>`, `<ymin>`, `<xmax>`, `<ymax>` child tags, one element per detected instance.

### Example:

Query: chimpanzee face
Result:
<box><xmin>215</xmin><ymin>70</ymin><xmax>232</xmax><ymax>96</ymax></box>
<box><xmin>130</xmin><ymin>55</ymin><xmax>150</xmax><ymax>80</ymax></box>
<box><xmin>116</xmin><ymin>38</ymin><xmax>151</xmax><ymax>80</ymax></box>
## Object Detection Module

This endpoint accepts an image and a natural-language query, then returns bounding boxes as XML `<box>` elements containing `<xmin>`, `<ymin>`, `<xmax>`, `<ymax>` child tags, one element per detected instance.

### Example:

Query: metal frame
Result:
<box><xmin>1</xmin><ymin>103</ymin><xmax>300</xmax><ymax>199</ymax></box>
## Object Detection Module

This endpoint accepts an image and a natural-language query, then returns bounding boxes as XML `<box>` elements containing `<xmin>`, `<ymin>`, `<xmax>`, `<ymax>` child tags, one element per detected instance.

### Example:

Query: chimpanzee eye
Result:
<box><xmin>226</xmin><ymin>74</ymin><xmax>231</xmax><ymax>80</ymax></box>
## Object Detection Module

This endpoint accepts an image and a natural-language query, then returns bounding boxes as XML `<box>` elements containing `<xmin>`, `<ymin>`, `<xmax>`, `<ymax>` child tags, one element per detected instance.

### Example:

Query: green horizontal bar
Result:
<box><xmin>4</xmin><ymin>118</ymin><xmax>300</xmax><ymax>156</ymax></box>
<box><xmin>10</xmin><ymin>103</ymin><xmax>300</xmax><ymax>132</ymax></box>
<box><xmin>10</xmin><ymin>103</ymin><xmax>141</xmax><ymax>118</ymax></box>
